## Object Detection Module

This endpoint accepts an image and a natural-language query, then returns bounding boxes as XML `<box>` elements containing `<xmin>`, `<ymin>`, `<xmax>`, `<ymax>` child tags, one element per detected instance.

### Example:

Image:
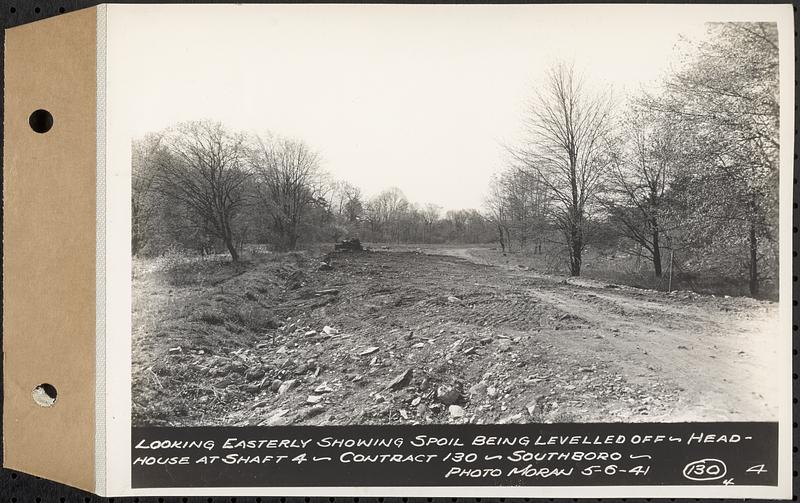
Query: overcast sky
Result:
<box><xmin>114</xmin><ymin>4</ymin><xmax>730</xmax><ymax>210</ymax></box>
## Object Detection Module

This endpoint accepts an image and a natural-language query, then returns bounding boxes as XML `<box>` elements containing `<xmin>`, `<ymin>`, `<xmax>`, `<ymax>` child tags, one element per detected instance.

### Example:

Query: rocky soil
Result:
<box><xmin>132</xmin><ymin>246</ymin><xmax>781</xmax><ymax>426</ymax></box>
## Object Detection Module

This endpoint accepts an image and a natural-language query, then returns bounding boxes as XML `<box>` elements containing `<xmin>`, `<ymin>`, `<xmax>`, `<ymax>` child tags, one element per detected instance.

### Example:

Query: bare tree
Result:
<box><xmin>154</xmin><ymin>121</ymin><xmax>250</xmax><ymax>262</ymax></box>
<box><xmin>366</xmin><ymin>187</ymin><xmax>409</xmax><ymax>242</ymax></box>
<box><xmin>251</xmin><ymin>135</ymin><xmax>326</xmax><ymax>250</ymax></box>
<box><xmin>511</xmin><ymin>63</ymin><xmax>614</xmax><ymax>276</ymax></box>
<box><xmin>343</xmin><ymin>191</ymin><xmax>364</xmax><ymax>224</ymax></box>
<box><xmin>603</xmin><ymin>103</ymin><xmax>684</xmax><ymax>277</ymax></box>
<box><xmin>331</xmin><ymin>180</ymin><xmax>364</xmax><ymax>224</ymax></box>
<box><xmin>132</xmin><ymin>133</ymin><xmax>167</xmax><ymax>256</ymax></box>
<box><xmin>421</xmin><ymin>203</ymin><xmax>441</xmax><ymax>243</ymax></box>
<box><xmin>445</xmin><ymin>209</ymin><xmax>469</xmax><ymax>241</ymax></box>
<box><xmin>485</xmin><ymin>174</ymin><xmax>513</xmax><ymax>252</ymax></box>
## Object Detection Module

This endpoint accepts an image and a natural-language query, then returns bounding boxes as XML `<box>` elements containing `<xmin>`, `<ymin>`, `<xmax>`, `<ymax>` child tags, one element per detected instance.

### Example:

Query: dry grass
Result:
<box><xmin>131</xmin><ymin>248</ymin><xmax>324</xmax><ymax>425</ymax></box>
<box><xmin>464</xmin><ymin>245</ymin><xmax>767</xmax><ymax>298</ymax></box>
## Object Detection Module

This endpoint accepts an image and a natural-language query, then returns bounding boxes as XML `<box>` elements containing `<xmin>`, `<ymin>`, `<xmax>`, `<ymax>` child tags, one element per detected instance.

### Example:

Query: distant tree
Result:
<box><xmin>485</xmin><ymin>174</ymin><xmax>513</xmax><ymax>252</ymax></box>
<box><xmin>367</xmin><ymin>187</ymin><xmax>409</xmax><ymax>242</ymax></box>
<box><xmin>343</xmin><ymin>194</ymin><xmax>364</xmax><ymax>224</ymax></box>
<box><xmin>445</xmin><ymin>209</ymin><xmax>469</xmax><ymax>241</ymax></box>
<box><xmin>463</xmin><ymin>209</ymin><xmax>490</xmax><ymax>243</ymax></box>
<box><xmin>131</xmin><ymin>133</ymin><xmax>167</xmax><ymax>256</ymax></box>
<box><xmin>510</xmin><ymin>63</ymin><xmax>614</xmax><ymax>275</ymax></box>
<box><xmin>330</xmin><ymin>181</ymin><xmax>358</xmax><ymax>217</ymax></box>
<box><xmin>251</xmin><ymin>135</ymin><xmax>326</xmax><ymax>251</ymax></box>
<box><xmin>330</xmin><ymin>180</ymin><xmax>365</xmax><ymax>228</ymax></box>
<box><xmin>485</xmin><ymin>169</ymin><xmax>550</xmax><ymax>253</ymax></box>
<box><xmin>421</xmin><ymin>204</ymin><xmax>441</xmax><ymax>243</ymax></box>
<box><xmin>154</xmin><ymin>121</ymin><xmax>250</xmax><ymax>262</ymax></box>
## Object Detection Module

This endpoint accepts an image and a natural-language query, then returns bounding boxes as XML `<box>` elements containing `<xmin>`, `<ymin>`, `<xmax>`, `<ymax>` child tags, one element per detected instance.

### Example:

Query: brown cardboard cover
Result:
<box><xmin>3</xmin><ymin>7</ymin><xmax>97</xmax><ymax>492</ymax></box>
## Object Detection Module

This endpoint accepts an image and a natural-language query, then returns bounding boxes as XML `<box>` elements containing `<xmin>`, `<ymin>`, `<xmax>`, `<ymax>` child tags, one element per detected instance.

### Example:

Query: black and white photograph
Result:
<box><xmin>126</xmin><ymin>5</ymin><xmax>788</xmax><ymax>431</ymax></box>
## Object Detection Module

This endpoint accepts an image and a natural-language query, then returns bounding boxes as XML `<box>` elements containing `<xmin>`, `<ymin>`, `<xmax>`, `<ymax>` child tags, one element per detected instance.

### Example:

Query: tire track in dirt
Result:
<box><xmin>424</xmin><ymin>246</ymin><xmax>781</xmax><ymax>421</ymax></box>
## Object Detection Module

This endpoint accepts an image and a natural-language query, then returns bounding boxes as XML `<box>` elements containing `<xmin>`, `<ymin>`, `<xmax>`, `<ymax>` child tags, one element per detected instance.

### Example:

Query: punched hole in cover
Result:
<box><xmin>32</xmin><ymin>383</ymin><xmax>57</xmax><ymax>407</ymax></box>
<box><xmin>28</xmin><ymin>109</ymin><xmax>53</xmax><ymax>133</ymax></box>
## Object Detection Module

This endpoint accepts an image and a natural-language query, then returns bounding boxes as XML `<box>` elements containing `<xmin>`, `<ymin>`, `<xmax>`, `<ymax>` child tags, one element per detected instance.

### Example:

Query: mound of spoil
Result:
<box><xmin>334</xmin><ymin>238</ymin><xmax>363</xmax><ymax>252</ymax></box>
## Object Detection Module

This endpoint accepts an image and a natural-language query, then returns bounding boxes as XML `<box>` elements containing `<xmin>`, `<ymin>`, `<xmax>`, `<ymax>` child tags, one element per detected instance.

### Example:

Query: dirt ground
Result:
<box><xmin>132</xmin><ymin>245</ymin><xmax>781</xmax><ymax>426</ymax></box>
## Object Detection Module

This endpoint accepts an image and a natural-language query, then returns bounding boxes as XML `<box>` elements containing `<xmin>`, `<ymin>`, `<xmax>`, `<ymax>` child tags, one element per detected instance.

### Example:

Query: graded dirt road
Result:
<box><xmin>132</xmin><ymin>247</ymin><xmax>782</xmax><ymax>426</ymax></box>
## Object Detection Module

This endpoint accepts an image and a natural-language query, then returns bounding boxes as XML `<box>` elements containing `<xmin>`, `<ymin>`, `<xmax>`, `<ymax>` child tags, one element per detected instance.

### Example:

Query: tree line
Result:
<box><xmin>132</xmin><ymin>125</ymin><xmax>495</xmax><ymax>261</ymax></box>
<box><xmin>488</xmin><ymin>22</ymin><xmax>779</xmax><ymax>297</ymax></box>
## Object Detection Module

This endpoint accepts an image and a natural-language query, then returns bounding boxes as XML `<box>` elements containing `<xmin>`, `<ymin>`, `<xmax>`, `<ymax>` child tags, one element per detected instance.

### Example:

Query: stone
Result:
<box><xmin>449</xmin><ymin>405</ymin><xmax>465</xmax><ymax>418</ymax></box>
<box><xmin>259</xmin><ymin>408</ymin><xmax>290</xmax><ymax>426</ymax></box>
<box><xmin>469</xmin><ymin>381</ymin><xmax>488</xmax><ymax>396</ymax></box>
<box><xmin>498</xmin><ymin>413</ymin><xmax>525</xmax><ymax>424</ymax></box>
<box><xmin>447</xmin><ymin>296</ymin><xmax>462</xmax><ymax>304</ymax></box>
<box><xmin>384</xmin><ymin>368</ymin><xmax>413</xmax><ymax>391</ymax></box>
<box><xmin>229</xmin><ymin>360</ymin><xmax>248</xmax><ymax>374</ymax></box>
<box><xmin>359</xmin><ymin>346</ymin><xmax>380</xmax><ymax>356</ymax></box>
<box><xmin>302</xmin><ymin>405</ymin><xmax>326</xmax><ymax>419</ymax></box>
<box><xmin>323</xmin><ymin>325</ymin><xmax>340</xmax><ymax>335</ymax></box>
<box><xmin>314</xmin><ymin>382</ymin><xmax>334</xmax><ymax>393</ymax></box>
<box><xmin>436</xmin><ymin>385</ymin><xmax>461</xmax><ymax>405</ymax></box>
<box><xmin>416</xmin><ymin>403</ymin><xmax>430</xmax><ymax>417</ymax></box>
<box><xmin>496</xmin><ymin>339</ymin><xmax>512</xmax><ymax>352</ymax></box>
<box><xmin>245</xmin><ymin>367</ymin><xmax>266</xmax><ymax>381</ymax></box>
<box><xmin>269</xmin><ymin>379</ymin><xmax>283</xmax><ymax>392</ymax></box>
<box><xmin>307</xmin><ymin>395</ymin><xmax>323</xmax><ymax>404</ymax></box>
<box><xmin>278</xmin><ymin>379</ymin><xmax>298</xmax><ymax>395</ymax></box>
<box><xmin>526</xmin><ymin>398</ymin><xmax>542</xmax><ymax>417</ymax></box>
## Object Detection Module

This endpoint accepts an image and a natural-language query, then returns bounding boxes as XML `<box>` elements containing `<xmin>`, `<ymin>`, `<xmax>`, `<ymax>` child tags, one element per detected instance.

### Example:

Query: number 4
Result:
<box><xmin>746</xmin><ymin>464</ymin><xmax>768</xmax><ymax>475</ymax></box>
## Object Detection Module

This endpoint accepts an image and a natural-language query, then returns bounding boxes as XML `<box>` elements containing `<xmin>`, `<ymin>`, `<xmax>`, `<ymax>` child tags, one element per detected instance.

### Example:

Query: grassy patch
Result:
<box><xmin>131</xmin><ymin>249</ymin><xmax>327</xmax><ymax>425</ymax></box>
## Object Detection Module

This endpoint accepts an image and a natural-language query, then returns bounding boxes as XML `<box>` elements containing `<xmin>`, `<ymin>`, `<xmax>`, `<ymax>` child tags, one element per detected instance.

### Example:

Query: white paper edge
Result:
<box><xmin>95</xmin><ymin>3</ymin><xmax>108</xmax><ymax>496</ymax></box>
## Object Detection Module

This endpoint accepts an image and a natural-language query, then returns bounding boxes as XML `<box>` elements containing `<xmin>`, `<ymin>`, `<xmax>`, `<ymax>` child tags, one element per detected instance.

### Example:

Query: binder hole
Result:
<box><xmin>32</xmin><ymin>383</ymin><xmax>57</xmax><ymax>407</ymax></box>
<box><xmin>34</xmin><ymin>6</ymin><xmax>40</xmax><ymax>14</ymax></box>
<box><xmin>29</xmin><ymin>109</ymin><xmax>53</xmax><ymax>133</ymax></box>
